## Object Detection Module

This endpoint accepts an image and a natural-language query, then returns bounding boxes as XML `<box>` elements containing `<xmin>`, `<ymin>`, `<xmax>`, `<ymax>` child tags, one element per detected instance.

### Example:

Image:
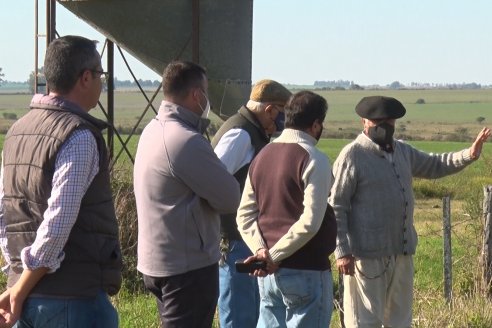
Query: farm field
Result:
<box><xmin>1</xmin><ymin>88</ymin><xmax>492</xmax><ymax>326</ymax></box>
<box><xmin>109</xmin><ymin>139</ymin><xmax>492</xmax><ymax>328</ymax></box>
<box><xmin>1</xmin><ymin>88</ymin><xmax>492</xmax><ymax>140</ymax></box>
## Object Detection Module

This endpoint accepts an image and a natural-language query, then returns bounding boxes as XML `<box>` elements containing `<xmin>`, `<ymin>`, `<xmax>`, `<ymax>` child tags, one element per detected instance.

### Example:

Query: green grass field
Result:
<box><xmin>112</xmin><ymin>137</ymin><xmax>492</xmax><ymax>327</ymax></box>
<box><xmin>2</xmin><ymin>88</ymin><xmax>492</xmax><ymax>137</ymax></box>
<box><xmin>1</xmin><ymin>89</ymin><xmax>492</xmax><ymax>326</ymax></box>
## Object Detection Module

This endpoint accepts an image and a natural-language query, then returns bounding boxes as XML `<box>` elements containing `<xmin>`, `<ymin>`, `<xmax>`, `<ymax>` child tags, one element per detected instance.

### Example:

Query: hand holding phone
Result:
<box><xmin>235</xmin><ymin>259</ymin><xmax>267</xmax><ymax>273</ymax></box>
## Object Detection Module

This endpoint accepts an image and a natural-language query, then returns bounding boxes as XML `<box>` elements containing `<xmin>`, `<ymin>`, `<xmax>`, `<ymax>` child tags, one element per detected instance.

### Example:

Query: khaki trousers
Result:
<box><xmin>343</xmin><ymin>255</ymin><xmax>413</xmax><ymax>328</ymax></box>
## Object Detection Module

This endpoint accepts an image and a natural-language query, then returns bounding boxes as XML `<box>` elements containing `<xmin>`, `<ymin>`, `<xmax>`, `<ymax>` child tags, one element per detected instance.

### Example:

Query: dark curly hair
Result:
<box><xmin>284</xmin><ymin>91</ymin><xmax>328</xmax><ymax>129</ymax></box>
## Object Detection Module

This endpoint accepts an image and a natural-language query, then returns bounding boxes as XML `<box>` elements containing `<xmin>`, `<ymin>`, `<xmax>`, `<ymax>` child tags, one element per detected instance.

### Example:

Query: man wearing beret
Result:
<box><xmin>329</xmin><ymin>95</ymin><xmax>490</xmax><ymax>327</ymax></box>
<box><xmin>211</xmin><ymin>79</ymin><xmax>291</xmax><ymax>328</ymax></box>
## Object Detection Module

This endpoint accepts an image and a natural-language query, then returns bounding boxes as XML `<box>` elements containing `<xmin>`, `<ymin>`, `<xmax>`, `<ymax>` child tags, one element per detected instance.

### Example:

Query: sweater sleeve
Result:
<box><xmin>236</xmin><ymin>174</ymin><xmax>268</xmax><ymax>253</ymax></box>
<box><xmin>406</xmin><ymin>143</ymin><xmax>474</xmax><ymax>179</ymax></box>
<box><xmin>329</xmin><ymin>147</ymin><xmax>357</xmax><ymax>259</ymax></box>
<box><xmin>268</xmin><ymin>149</ymin><xmax>331</xmax><ymax>263</ymax></box>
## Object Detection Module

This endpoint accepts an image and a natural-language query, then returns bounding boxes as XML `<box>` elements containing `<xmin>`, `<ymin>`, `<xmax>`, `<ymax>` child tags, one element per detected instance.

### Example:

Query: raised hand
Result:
<box><xmin>469</xmin><ymin>127</ymin><xmax>491</xmax><ymax>159</ymax></box>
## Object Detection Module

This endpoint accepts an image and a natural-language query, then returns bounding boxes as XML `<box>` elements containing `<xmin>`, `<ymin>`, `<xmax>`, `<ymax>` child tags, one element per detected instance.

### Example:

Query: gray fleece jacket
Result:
<box><xmin>134</xmin><ymin>100</ymin><xmax>240</xmax><ymax>277</ymax></box>
<box><xmin>329</xmin><ymin>133</ymin><xmax>475</xmax><ymax>259</ymax></box>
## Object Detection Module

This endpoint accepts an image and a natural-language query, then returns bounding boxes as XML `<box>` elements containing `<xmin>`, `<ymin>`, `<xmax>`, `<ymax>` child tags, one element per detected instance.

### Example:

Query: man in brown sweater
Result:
<box><xmin>236</xmin><ymin>91</ymin><xmax>337</xmax><ymax>327</ymax></box>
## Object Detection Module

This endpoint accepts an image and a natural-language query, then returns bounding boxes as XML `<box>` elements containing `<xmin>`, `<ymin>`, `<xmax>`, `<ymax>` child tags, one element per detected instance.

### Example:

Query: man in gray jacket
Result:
<box><xmin>134</xmin><ymin>61</ymin><xmax>240</xmax><ymax>328</ymax></box>
<box><xmin>330</xmin><ymin>96</ymin><xmax>490</xmax><ymax>328</ymax></box>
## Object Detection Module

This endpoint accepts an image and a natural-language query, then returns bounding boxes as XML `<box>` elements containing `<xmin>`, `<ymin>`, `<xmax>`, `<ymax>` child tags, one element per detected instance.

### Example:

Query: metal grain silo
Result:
<box><xmin>58</xmin><ymin>0</ymin><xmax>253</xmax><ymax>118</ymax></box>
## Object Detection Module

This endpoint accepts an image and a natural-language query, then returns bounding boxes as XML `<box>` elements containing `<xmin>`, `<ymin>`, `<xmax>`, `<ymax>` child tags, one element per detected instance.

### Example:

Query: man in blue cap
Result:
<box><xmin>330</xmin><ymin>95</ymin><xmax>490</xmax><ymax>327</ymax></box>
<box><xmin>211</xmin><ymin>79</ymin><xmax>291</xmax><ymax>328</ymax></box>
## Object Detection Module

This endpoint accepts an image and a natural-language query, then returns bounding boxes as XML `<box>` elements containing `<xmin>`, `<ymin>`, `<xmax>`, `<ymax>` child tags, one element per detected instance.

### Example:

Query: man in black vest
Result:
<box><xmin>211</xmin><ymin>79</ymin><xmax>291</xmax><ymax>328</ymax></box>
<box><xmin>0</xmin><ymin>35</ymin><xmax>122</xmax><ymax>327</ymax></box>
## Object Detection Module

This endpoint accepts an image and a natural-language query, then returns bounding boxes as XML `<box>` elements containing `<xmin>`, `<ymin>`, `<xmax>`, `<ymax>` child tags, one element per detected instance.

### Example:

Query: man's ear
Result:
<box><xmin>191</xmin><ymin>88</ymin><xmax>202</xmax><ymax>103</ymax></box>
<box><xmin>79</xmin><ymin>70</ymin><xmax>92</xmax><ymax>88</ymax></box>
<box><xmin>305</xmin><ymin>119</ymin><xmax>319</xmax><ymax>138</ymax></box>
<box><xmin>265</xmin><ymin>104</ymin><xmax>280</xmax><ymax>119</ymax></box>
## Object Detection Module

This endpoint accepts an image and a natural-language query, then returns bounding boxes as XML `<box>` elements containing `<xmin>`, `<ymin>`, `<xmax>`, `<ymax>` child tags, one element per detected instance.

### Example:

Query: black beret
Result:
<box><xmin>355</xmin><ymin>96</ymin><xmax>406</xmax><ymax>119</ymax></box>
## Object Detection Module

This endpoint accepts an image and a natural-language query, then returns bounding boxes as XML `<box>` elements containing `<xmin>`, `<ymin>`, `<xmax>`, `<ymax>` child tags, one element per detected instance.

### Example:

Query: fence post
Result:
<box><xmin>442</xmin><ymin>196</ymin><xmax>452</xmax><ymax>303</ymax></box>
<box><xmin>481</xmin><ymin>185</ymin><xmax>492</xmax><ymax>297</ymax></box>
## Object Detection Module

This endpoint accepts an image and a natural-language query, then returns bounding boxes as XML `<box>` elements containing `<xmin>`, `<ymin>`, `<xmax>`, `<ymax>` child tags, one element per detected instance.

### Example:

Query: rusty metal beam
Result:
<box><xmin>192</xmin><ymin>0</ymin><xmax>200</xmax><ymax>63</ymax></box>
<box><xmin>107</xmin><ymin>40</ymin><xmax>115</xmax><ymax>160</ymax></box>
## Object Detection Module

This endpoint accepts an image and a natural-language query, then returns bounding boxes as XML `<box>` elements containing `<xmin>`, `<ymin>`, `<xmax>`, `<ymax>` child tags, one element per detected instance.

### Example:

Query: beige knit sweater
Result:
<box><xmin>329</xmin><ymin>133</ymin><xmax>474</xmax><ymax>259</ymax></box>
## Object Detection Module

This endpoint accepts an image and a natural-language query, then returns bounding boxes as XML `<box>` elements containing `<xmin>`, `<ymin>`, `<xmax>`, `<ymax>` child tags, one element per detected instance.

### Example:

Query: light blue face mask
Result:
<box><xmin>274</xmin><ymin>111</ymin><xmax>285</xmax><ymax>132</ymax></box>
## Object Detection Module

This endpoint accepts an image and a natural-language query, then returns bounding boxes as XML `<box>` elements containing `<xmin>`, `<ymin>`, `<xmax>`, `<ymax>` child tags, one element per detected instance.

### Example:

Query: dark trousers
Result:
<box><xmin>143</xmin><ymin>263</ymin><xmax>219</xmax><ymax>328</ymax></box>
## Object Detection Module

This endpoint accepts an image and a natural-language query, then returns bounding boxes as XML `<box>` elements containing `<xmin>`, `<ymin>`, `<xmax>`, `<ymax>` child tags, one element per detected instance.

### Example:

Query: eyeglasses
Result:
<box><xmin>90</xmin><ymin>69</ymin><xmax>109</xmax><ymax>79</ymax></box>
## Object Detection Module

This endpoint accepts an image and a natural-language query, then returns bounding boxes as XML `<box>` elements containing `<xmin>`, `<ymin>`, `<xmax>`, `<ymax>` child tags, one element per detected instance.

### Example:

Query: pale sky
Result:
<box><xmin>1</xmin><ymin>1</ymin><xmax>491</xmax><ymax>86</ymax></box>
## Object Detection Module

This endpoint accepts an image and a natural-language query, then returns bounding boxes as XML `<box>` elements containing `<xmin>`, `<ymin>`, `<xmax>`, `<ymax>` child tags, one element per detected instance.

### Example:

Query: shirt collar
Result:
<box><xmin>30</xmin><ymin>94</ymin><xmax>108</xmax><ymax>130</ymax></box>
<box><xmin>157</xmin><ymin>100</ymin><xmax>210</xmax><ymax>134</ymax></box>
<box><xmin>274</xmin><ymin>128</ymin><xmax>318</xmax><ymax>146</ymax></box>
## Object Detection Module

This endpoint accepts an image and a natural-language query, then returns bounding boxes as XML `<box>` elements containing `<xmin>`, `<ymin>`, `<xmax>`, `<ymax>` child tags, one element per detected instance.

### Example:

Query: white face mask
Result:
<box><xmin>199</xmin><ymin>90</ymin><xmax>211</xmax><ymax>119</ymax></box>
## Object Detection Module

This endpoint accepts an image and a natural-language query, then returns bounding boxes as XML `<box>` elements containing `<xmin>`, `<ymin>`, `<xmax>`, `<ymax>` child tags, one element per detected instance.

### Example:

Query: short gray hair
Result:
<box><xmin>44</xmin><ymin>35</ymin><xmax>100</xmax><ymax>94</ymax></box>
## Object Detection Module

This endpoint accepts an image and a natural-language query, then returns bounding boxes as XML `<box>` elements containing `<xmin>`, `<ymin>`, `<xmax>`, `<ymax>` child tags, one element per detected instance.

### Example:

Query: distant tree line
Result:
<box><xmin>312</xmin><ymin>79</ymin><xmax>489</xmax><ymax>91</ymax></box>
<box><xmin>392</xmin><ymin>81</ymin><xmax>483</xmax><ymax>90</ymax></box>
<box><xmin>113</xmin><ymin>77</ymin><xmax>161</xmax><ymax>89</ymax></box>
<box><xmin>24</xmin><ymin>68</ymin><xmax>160</xmax><ymax>94</ymax></box>
<box><xmin>1</xmin><ymin>66</ymin><xmax>489</xmax><ymax>93</ymax></box>
<box><xmin>314</xmin><ymin>80</ymin><xmax>354</xmax><ymax>89</ymax></box>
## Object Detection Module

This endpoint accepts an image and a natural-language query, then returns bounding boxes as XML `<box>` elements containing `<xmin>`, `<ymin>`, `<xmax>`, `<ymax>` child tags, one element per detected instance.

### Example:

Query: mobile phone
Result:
<box><xmin>235</xmin><ymin>260</ymin><xmax>267</xmax><ymax>273</ymax></box>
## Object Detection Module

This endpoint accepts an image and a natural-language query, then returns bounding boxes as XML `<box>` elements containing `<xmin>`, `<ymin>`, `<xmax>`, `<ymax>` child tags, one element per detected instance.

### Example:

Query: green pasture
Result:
<box><xmin>110</xmin><ymin>158</ymin><xmax>492</xmax><ymax>327</ymax></box>
<box><xmin>1</xmin><ymin>88</ymin><xmax>492</xmax><ymax>135</ymax></box>
<box><xmin>2</xmin><ymin>89</ymin><xmax>492</xmax><ymax>326</ymax></box>
<box><xmin>318</xmin><ymin>89</ymin><xmax>492</xmax><ymax>122</ymax></box>
<box><xmin>109</xmin><ymin>133</ymin><xmax>492</xmax><ymax>201</ymax></box>
<box><xmin>31</xmin><ymin>133</ymin><xmax>492</xmax><ymax>326</ymax></box>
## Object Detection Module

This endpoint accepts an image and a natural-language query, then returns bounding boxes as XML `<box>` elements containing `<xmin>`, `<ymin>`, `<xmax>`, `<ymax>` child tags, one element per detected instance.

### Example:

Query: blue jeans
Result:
<box><xmin>218</xmin><ymin>239</ymin><xmax>260</xmax><ymax>328</ymax></box>
<box><xmin>14</xmin><ymin>291</ymin><xmax>118</xmax><ymax>328</ymax></box>
<box><xmin>257</xmin><ymin>268</ymin><xmax>333</xmax><ymax>328</ymax></box>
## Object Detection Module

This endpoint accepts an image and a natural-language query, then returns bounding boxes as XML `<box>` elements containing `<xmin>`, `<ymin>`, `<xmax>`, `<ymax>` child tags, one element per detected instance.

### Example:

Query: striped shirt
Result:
<box><xmin>0</xmin><ymin>129</ymin><xmax>99</xmax><ymax>273</ymax></box>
